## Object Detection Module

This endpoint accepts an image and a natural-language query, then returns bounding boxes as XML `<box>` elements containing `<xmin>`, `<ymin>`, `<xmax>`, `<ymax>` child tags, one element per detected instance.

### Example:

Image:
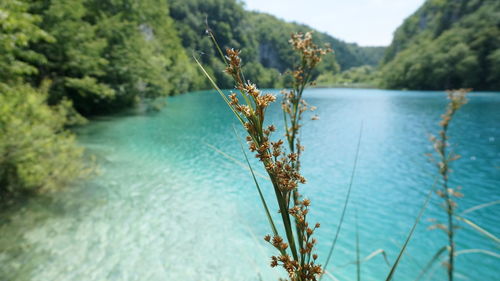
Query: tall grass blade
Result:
<box><xmin>234</xmin><ymin>127</ymin><xmax>281</xmax><ymax>241</ymax></box>
<box><xmin>414</xmin><ymin>246</ymin><xmax>447</xmax><ymax>281</ymax></box>
<box><xmin>460</xmin><ymin>200</ymin><xmax>500</xmax><ymax>215</ymax></box>
<box><xmin>417</xmin><ymin>248</ymin><xmax>500</xmax><ymax>281</ymax></box>
<box><xmin>322</xmin><ymin>122</ymin><xmax>363</xmax><ymax>277</ymax></box>
<box><xmin>384</xmin><ymin>188</ymin><xmax>434</xmax><ymax>281</ymax></box>
<box><xmin>454</xmin><ymin>249</ymin><xmax>500</xmax><ymax>258</ymax></box>
<box><xmin>239</xmin><ymin>213</ymin><xmax>281</xmax><ymax>281</ymax></box>
<box><xmin>204</xmin><ymin>27</ymin><xmax>255</xmax><ymax>108</ymax></box>
<box><xmin>203</xmin><ymin>142</ymin><xmax>269</xmax><ymax>180</ymax></box>
<box><xmin>323</xmin><ymin>270</ymin><xmax>342</xmax><ymax>281</ymax></box>
<box><xmin>366</xmin><ymin>249</ymin><xmax>391</xmax><ymax>268</ymax></box>
<box><xmin>338</xmin><ymin>249</ymin><xmax>392</xmax><ymax>269</ymax></box>
<box><xmin>355</xmin><ymin>210</ymin><xmax>361</xmax><ymax>281</ymax></box>
<box><xmin>455</xmin><ymin>216</ymin><xmax>500</xmax><ymax>244</ymax></box>
<box><xmin>422</xmin><ymin>261</ymin><xmax>441</xmax><ymax>281</ymax></box>
<box><xmin>204</xmin><ymin>19</ymin><xmax>228</xmax><ymax>66</ymax></box>
<box><xmin>193</xmin><ymin>55</ymin><xmax>244</xmax><ymax>126</ymax></box>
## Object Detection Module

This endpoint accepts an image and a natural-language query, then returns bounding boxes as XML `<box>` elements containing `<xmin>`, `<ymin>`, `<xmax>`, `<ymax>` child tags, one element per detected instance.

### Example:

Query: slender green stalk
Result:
<box><xmin>454</xmin><ymin>249</ymin><xmax>500</xmax><ymax>258</ymax></box>
<box><xmin>384</xmin><ymin>187</ymin><xmax>434</xmax><ymax>281</ymax></box>
<box><xmin>205</xmin><ymin>18</ymin><xmax>228</xmax><ymax>66</ymax></box>
<box><xmin>455</xmin><ymin>216</ymin><xmax>499</xmax><ymax>243</ymax></box>
<box><xmin>355</xmin><ymin>210</ymin><xmax>361</xmax><ymax>281</ymax></box>
<box><xmin>429</xmin><ymin>90</ymin><xmax>468</xmax><ymax>281</ymax></box>
<box><xmin>337</xmin><ymin>249</ymin><xmax>392</xmax><ymax>269</ymax></box>
<box><xmin>203</xmin><ymin>142</ymin><xmax>268</xmax><ymax>180</ymax></box>
<box><xmin>414</xmin><ymin>246</ymin><xmax>448</xmax><ymax>281</ymax></box>
<box><xmin>234</xmin><ymin>127</ymin><xmax>281</xmax><ymax>242</ymax></box>
<box><xmin>440</xmin><ymin>124</ymin><xmax>455</xmax><ymax>281</ymax></box>
<box><xmin>460</xmin><ymin>200</ymin><xmax>500</xmax><ymax>215</ymax></box>
<box><xmin>193</xmin><ymin>55</ymin><xmax>244</xmax><ymax>126</ymax></box>
<box><xmin>322</xmin><ymin>122</ymin><xmax>363</xmax><ymax>277</ymax></box>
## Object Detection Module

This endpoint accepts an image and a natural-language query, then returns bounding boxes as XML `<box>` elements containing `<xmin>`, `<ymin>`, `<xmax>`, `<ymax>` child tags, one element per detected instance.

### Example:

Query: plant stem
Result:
<box><xmin>440</xmin><ymin>123</ymin><xmax>454</xmax><ymax>281</ymax></box>
<box><xmin>268</xmin><ymin>171</ymin><xmax>300</xmax><ymax>261</ymax></box>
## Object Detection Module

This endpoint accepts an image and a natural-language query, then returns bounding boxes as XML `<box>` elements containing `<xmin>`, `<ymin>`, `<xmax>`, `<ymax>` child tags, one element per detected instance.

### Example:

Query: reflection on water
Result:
<box><xmin>1</xmin><ymin>89</ymin><xmax>499</xmax><ymax>280</ymax></box>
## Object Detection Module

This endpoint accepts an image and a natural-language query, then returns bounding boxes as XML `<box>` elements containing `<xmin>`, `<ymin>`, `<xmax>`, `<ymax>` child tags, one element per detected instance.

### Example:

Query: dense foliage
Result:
<box><xmin>0</xmin><ymin>0</ymin><xmax>51</xmax><ymax>84</ymax></box>
<box><xmin>0</xmin><ymin>0</ymin><xmax>83</xmax><ymax>196</ymax></box>
<box><xmin>27</xmin><ymin>0</ymin><xmax>201</xmax><ymax>115</ymax></box>
<box><xmin>0</xmin><ymin>84</ymin><xmax>85</xmax><ymax>195</ymax></box>
<box><xmin>315</xmin><ymin>66</ymin><xmax>377</xmax><ymax>88</ymax></box>
<box><xmin>380</xmin><ymin>0</ymin><xmax>500</xmax><ymax>90</ymax></box>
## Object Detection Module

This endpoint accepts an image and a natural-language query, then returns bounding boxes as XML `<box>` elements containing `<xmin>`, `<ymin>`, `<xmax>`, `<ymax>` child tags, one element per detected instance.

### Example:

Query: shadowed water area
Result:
<box><xmin>1</xmin><ymin>89</ymin><xmax>499</xmax><ymax>281</ymax></box>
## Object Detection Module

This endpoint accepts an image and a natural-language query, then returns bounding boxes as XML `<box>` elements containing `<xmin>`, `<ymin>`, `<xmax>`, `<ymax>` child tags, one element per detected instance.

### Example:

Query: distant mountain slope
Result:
<box><xmin>249</xmin><ymin>12</ymin><xmax>386</xmax><ymax>71</ymax></box>
<box><xmin>380</xmin><ymin>0</ymin><xmax>500</xmax><ymax>90</ymax></box>
<box><xmin>168</xmin><ymin>0</ymin><xmax>385</xmax><ymax>88</ymax></box>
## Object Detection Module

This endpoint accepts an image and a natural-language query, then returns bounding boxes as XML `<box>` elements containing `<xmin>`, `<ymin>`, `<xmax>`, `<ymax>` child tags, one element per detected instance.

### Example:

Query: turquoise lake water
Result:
<box><xmin>0</xmin><ymin>88</ymin><xmax>499</xmax><ymax>281</ymax></box>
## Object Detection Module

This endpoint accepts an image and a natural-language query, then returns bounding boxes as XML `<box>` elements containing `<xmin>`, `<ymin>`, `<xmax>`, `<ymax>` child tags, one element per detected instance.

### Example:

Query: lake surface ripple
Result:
<box><xmin>1</xmin><ymin>89</ymin><xmax>499</xmax><ymax>281</ymax></box>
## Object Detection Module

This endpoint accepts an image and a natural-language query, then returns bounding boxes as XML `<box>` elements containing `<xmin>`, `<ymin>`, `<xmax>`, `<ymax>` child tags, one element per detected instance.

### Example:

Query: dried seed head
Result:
<box><xmin>264</xmin><ymin>235</ymin><xmax>271</xmax><ymax>242</ymax></box>
<box><xmin>303</xmin><ymin>199</ymin><xmax>311</xmax><ymax>207</ymax></box>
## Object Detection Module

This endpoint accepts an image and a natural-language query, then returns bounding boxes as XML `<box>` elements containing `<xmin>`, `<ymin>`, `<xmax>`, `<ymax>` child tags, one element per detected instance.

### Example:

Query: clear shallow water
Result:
<box><xmin>0</xmin><ymin>88</ymin><xmax>499</xmax><ymax>281</ymax></box>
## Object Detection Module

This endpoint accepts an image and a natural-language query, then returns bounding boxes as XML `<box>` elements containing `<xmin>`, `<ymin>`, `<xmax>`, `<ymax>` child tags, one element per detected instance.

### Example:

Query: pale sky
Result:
<box><xmin>242</xmin><ymin>0</ymin><xmax>426</xmax><ymax>46</ymax></box>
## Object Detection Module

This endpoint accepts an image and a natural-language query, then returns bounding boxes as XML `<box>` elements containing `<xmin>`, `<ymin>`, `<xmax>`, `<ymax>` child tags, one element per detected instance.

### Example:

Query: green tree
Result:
<box><xmin>0</xmin><ymin>0</ymin><xmax>84</xmax><ymax>197</ymax></box>
<box><xmin>0</xmin><ymin>0</ymin><xmax>52</xmax><ymax>83</ymax></box>
<box><xmin>85</xmin><ymin>0</ymin><xmax>203</xmax><ymax>113</ymax></box>
<box><xmin>380</xmin><ymin>0</ymin><xmax>500</xmax><ymax>90</ymax></box>
<box><xmin>26</xmin><ymin>0</ymin><xmax>203</xmax><ymax>115</ymax></box>
<box><xmin>0</xmin><ymin>84</ymin><xmax>84</xmax><ymax>195</ymax></box>
<box><xmin>29</xmin><ymin>0</ymin><xmax>114</xmax><ymax>115</ymax></box>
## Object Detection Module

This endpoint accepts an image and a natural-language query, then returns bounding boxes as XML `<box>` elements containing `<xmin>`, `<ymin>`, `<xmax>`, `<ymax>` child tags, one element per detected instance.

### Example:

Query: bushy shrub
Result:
<box><xmin>0</xmin><ymin>84</ymin><xmax>84</xmax><ymax>195</ymax></box>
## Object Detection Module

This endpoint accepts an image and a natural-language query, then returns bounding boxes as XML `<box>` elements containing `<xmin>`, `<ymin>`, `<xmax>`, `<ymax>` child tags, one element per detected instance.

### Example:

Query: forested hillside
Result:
<box><xmin>29</xmin><ymin>0</ymin><xmax>203</xmax><ymax>115</ymax></box>
<box><xmin>168</xmin><ymin>0</ymin><xmax>385</xmax><ymax>88</ymax></box>
<box><xmin>379</xmin><ymin>0</ymin><xmax>500</xmax><ymax>90</ymax></box>
<box><xmin>4</xmin><ymin>0</ymin><xmax>386</xmax><ymax>117</ymax></box>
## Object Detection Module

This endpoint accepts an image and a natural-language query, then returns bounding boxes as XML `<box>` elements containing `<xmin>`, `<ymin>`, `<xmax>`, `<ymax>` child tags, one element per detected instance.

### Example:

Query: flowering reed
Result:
<box><xmin>196</xmin><ymin>31</ymin><xmax>330</xmax><ymax>281</ymax></box>
<box><xmin>283</xmin><ymin>32</ymin><xmax>331</xmax><ymax>171</ymax></box>
<box><xmin>428</xmin><ymin>89</ymin><xmax>468</xmax><ymax>281</ymax></box>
